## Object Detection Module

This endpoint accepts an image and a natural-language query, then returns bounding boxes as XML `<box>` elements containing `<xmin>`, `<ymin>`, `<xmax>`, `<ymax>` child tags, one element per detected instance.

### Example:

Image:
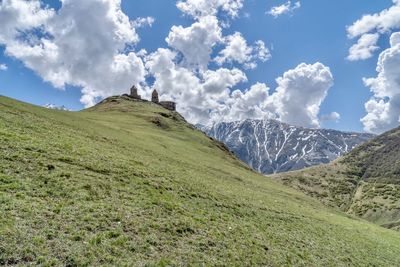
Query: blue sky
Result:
<box><xmin>1</xmin><ymin>0</ymin><xmax>399</xmax><ymax>133</ymax></box>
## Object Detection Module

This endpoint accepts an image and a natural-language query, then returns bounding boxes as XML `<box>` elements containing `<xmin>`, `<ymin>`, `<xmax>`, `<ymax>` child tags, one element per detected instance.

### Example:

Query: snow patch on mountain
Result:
<box><xmin>43</xmin><ymin>103</ymin><xmax>69</xmax><ymax>111</ymax></box>
<box><xmin>199</xmin><ymin>119</ymin><xmax>374</xmax><ymax>174</ymax></box>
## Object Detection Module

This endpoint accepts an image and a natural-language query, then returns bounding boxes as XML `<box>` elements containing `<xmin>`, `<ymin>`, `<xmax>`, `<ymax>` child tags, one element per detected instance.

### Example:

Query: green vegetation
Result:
<box><xmin>272</xmin><ymin>126</ymin><xmax>400</xmax><ymax>230</ymax></box>
<box><xmin>1</xmin><ymin>95</ymin><xmax>400</xmax><ymax>266</ymax></box>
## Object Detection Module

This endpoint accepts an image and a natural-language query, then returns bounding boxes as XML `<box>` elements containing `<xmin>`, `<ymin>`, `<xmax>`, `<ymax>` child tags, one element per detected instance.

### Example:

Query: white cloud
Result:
<box><xmin>0</xmin><ymin>0</ymin><xmax>146</xmax><ymax>107</ymax></box>
<box><xmin>166</xmin><ymin>15</ymin><xmax>222</xmax><ymax>69</ymax></box>
<box><xmin>214</xmin><ymin>63</ymin><xmax>334</xmax><ymax>127</ymax></box>
<box><xmin>347</xmin><ymin>0</ymin><xmax>400</xmax><ymax>60</ymax></box>
<box><xmin>144</xmin><ymin>1</ymin><xmax>274</xmax><ymax>125</ymax></box>
<box><xmin>146</xmin><ymin>50</ymin><xmax>333</xmax><ymax>127</ymax></box>
<box><xmin>215</xmin><ymin>32</ymin><xmax>251</xmax><ymax>65</ymax></box>
<box><xmin>254</xmin><ymin>40</ymin><xmax>271</xmax><ymax>62</ymax></box>
<box><xmin>347</xmin><ymin>1</ymin><xmax>400</xmax><ymax>38</ymax></box>
<box><xmin>267</xmin><ymin>1</ymin><xmax>301</xmax><ymax>18</ymax></box>
<box><xmin>271</xmin><ymin>63</ymin><xmax>334</xmax><ymax>128</ymax></box>
<box><xmin>0</xmin><ymin>64</ymin><xmax>7</xmax><ymax>71</ymax></box>
<box><xmin>347</xmin><ymin>33</ymin><xmax>380</xmax><ymax>61</ymax></box>
<box><xmin>176</xmin><ymin>0</ymin><xmax>244</xmax><ymax>19</ymax></box>
<box><xmin>145</xmin><ymin>48</ymin><xmax>248</xmax><ymax>124</ymax></box>
<box><xmin>145</xmin><ymin>2</ymin><xmax>275</xmax><ymax>125</ymax></box>
<box><xmin>320</xmin><ymin>112</ymin><xmax>341</xmax><ymax>123</ymax></box>
<box><xmin>202</xmin><ymin>68</ymin><xmax>247</xmax><ymax>96</ymax></box>
<box><xmin>132</xmin><ymin>16</ymin><xmax>155</xmax><ymax>28</ymax></box>
<box><xmin>361</xmin><ymin>32</ymin><xmax>400</xmax><ymax>133</ymax></box>
<box><xmin>0</xmin><ymin>0</ymin><xmax>333</xmax><ymax>129</ymax></box>
<box><xmin>215</xmin><ymin>32</ymin><xmax>270</xmax><ymax>69</ymax></box>
<box><xmin>220</xmin><ymin>83</ymin><xmax>275</xmax><ymax>122</ymax></box>
<box><xmin>0</xmin><ymin>0</ymin><xmax>54</xmax><ymax>43</ymax></box>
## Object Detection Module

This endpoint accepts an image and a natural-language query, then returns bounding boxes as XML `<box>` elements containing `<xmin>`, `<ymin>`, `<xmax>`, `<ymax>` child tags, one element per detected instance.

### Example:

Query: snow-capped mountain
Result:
<box><xmin>199</xmin><ymin>119</ymin><xmax>374</xmax><ymax>174</ymax></box>
<box><xmin>43</xmin><ymin>103</ymin><xmax>69</xmax><ymax>111</ymax></box>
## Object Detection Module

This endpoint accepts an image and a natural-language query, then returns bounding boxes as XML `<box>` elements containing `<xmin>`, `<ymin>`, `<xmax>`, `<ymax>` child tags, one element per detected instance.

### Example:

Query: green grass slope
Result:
<box><xmin>272</xmin><ymin>126</ymin><xmax>400</xmax><ymax>230</ymax></box>
<box><xmin>1</xmin><ymin>95</ymin><xmax>400</xmax><ymax>266</ymax></box>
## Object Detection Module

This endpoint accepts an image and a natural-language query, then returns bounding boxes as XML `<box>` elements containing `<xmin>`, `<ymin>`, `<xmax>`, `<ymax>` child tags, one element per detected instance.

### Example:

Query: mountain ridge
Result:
<box><xmin>199</xmin><ymin>119</ymin><xmax>374</xmax><ymax>174</ymax></box>
<box><xmin>272</xmin><ymin>125</ymin><xmax>400</xmax><ymax>229</ymax></box>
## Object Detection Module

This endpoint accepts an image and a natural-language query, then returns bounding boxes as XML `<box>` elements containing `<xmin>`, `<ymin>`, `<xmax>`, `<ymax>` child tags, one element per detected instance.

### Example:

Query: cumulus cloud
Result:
<box><xmin>320</xmin><ymin>112</ymin><xmax>341</xmax><ymax>123</ymax></box>
<box><xmin>214</xmin><ymin>62</ymin><xmax>334</xmax><ymax>127</ymax></box>
<box><xmin>176</xmin><ymin>0</ymin><xmax>244</xmax><ymax>19</ymax></box>
<box><xmin>0</xmin><ymin>0</ymin><xmax>333</xmax><ymax>129</ymax></box>
<box><xmin>270</xmin><ymin>63</ymin><xmax>334</xmax><ymax>128</ymax></box>
<box><xmin>267</xmin><ymin>1</ymin><xmax>301</xmax><ymax>18</ymax></box>
<box><xmin>0</xmin><ymin>0</ymin><xmax>54</xmax><ymax>43</ymax></box>
<box><xmin>166</xmin><ymin>15</ymin><xmax>222</xmax><ymax>69</ymax></box>
<box><xmin>144</xmin><ymin>1</ymin><xmax>278</xmax><ymax>125</ymax></box>
<box><xmin>0</xmin><ymin>64</ymin><xmax>7</xmax><ymax>71</ymax></box>
<box><xmin>254</xmin><ymin>40</ymin><xmax>271</xmax><ymax>62</ymax></box>
<box><xmin>215</xmin><ymin>32</ymin><xmax>270</xmax><ymax>69</ymax></box>
<box><xmin>166</xmin><ymin>4</ymin><xmax>269</xmax><ymax>71</ymax></box>
<box><xmin>0</xmin><ymin>0</ymin><xmax>146</xmax><ymax>107</ymax></box>
<box><xmin>132</xmin><ymin>16</ymin><xmax>155</xmax><ymax>28</ymax></box>
<box><xmin>147</xmin><ymin>0</ymin><xmax>276</xmax><ymax>125</ymax></box>
<box><xmin>361</xmin><ymin>32</ymin><xmax>400</xmax><ymax>133</ymax></box>
<box><xmin>215</xmin><ymin>32</ymin><xmax>251</xmax><ymax>65</ymax></box>
<box><xmin>347</xmin><ymin>0</ymin><xmax>400</xmax><ymax>60</ymax></box>
<box><xmin>220</xmin><ymin>83</ymin><xmax>275</xmax><ymax>122</ymax></box>
<box><xmin>347</xmin><ymin>33</ymin><xmax>380</xmax><ymax>61</ymax></box>
<box><xmin>147</xmin><ymin>56</ymin><xmax>333</xmax><ymax>127</ymax></box>
<box><xmin>347</xmin><ymin>0</ymin><xmax>400</xmax><ymax>38</ymax></box>
<box><xmin>145</xmin><ymin>48</ymin><xmax>248</xmax><ymax>124</ymax></box>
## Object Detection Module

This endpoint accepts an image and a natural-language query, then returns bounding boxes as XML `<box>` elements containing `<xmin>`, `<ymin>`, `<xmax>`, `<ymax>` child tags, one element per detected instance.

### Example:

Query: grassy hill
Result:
<box><xmin>272</xmin><ymin>126</ymin><xmax>400</xmax><ymax>230</ymax></box>
<box><xmin>1</xmin><ymin>95</ymin><xmax>400</xmax><ymax>266</ymax></box>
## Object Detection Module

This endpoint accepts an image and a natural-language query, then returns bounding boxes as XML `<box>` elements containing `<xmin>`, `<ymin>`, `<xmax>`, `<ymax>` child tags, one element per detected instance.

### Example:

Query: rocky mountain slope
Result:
<box><xmin>272</xmin><ymin>126</ymin><xmax>400</xmax><ymax>230</ymax></box>
<box><xmin>200</xmin><ymin>119</ymin><xmax>374</xmax><ymax>174</ymax></box>
<box><xmin>1</xmin><ymin>95</ymin><xmax>400</xmax><ymax>266</ymax></box>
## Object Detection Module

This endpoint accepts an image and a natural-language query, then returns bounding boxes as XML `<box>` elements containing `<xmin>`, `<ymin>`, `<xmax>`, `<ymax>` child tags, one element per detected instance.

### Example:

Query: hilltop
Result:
<box><xmin>273</xmin><ymin>126</ymin><xmax>400</xmax><ymax>229</ymax></box>
<box><xmin>1</xmin><ymin>95</ymin><xmax>400</xmax><ymax>266</ymax></box>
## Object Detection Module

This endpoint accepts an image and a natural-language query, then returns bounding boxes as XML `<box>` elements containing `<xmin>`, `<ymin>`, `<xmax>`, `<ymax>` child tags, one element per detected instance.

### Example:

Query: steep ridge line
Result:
<box><xmin>199</xmin><ymin>119</ymin><xmax>374</xmax><ymax>174</ymax></box>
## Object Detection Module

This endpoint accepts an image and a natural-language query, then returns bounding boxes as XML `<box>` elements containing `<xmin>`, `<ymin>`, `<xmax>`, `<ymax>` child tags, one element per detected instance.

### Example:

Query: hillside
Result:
<box><xmin>199</xmin><ymin>120</ymin><xmax>373</xmax><ymax>174</ymax></box>
<box><xmin>272</xmin><ymin>126</ymin><xmax>400</xmax><ymax>230</ymax></box>
<box><xmin>1</xmin><ymin>95</ymin><xmax>400</xmax><ymax>266</ymax></box>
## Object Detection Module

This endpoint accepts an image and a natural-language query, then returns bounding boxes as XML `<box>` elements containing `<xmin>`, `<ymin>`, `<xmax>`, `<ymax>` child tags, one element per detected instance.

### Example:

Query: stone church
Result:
<box><xmin>128</xmin><ymin>85</ymin><xmax>176</xmax><ymax>111</ymax></box>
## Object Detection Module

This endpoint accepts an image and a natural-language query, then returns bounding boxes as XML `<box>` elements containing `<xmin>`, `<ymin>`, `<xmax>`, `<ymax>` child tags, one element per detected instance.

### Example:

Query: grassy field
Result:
<box><xmin>1</xmin><ymin>95</ymin><xmax>400</xmax><ymax>266</ymax></box>
<box><xmin>272</xmin><ymin>126</ymin><xmax>400</xmax><ymax>230</ymax></box>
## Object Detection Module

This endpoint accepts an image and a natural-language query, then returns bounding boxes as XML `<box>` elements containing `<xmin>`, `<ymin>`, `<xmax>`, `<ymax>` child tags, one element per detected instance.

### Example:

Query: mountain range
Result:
<box><xmin>199</xmin><ymin>119</ymin><xmax>374</xmax><ymax>174</ymax></box>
